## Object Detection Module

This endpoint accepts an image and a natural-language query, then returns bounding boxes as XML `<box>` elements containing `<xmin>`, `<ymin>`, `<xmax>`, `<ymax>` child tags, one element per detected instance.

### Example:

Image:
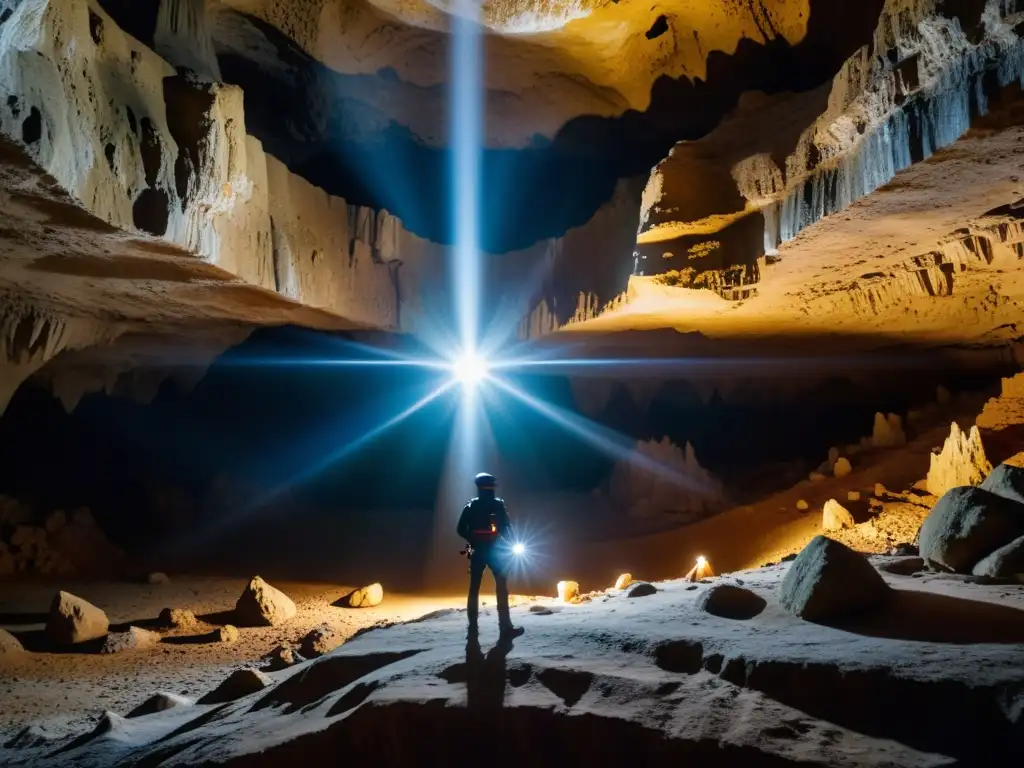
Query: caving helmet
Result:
<box><xmin>474</xmin><ymin>472</ymin><xmax>497</xmax><ymax>490</ymax></box>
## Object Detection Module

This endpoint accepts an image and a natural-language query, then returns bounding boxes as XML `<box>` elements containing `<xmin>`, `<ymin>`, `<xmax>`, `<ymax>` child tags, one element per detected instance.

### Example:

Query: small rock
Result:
<box><xmin>833</xmin><ymin>458</ymin><xmax>852</xmax><ymax>478</ymax></box>
<box><xmin>697</xmin><ymin>584</ymin><xmax>766</xmax><ymax>620</ymax></box>
<box><xmin>300</xmin><ymin>626</ymin><xmax>345</xmax><ymax>658</ymax></box>
<box><xmin>874</xmin><ymin>483</ymin><xmax>887</xmax><ymax>497</ymax></box>
<box><xmin>235</xmin><ymin>576</ymin><xmax>297</xmax><ymax>626</ymax></box>
<box><xmin>613</xmin><ymin>573</ymin><xmax>633</xmax><ymax>590</ymax></box>
<box><xmin>556</xmin><ymin>580</ymin><xmax>580</xmax><ymax>603</ymax></box>
<box><xmin>158</xmin><ymin>608</ymin><xmax>197</xmax><ymax>630</ymax></box>
<box><xmin>0</xmin><ymin>628</ymin><xmax>24</xmax><ymax>655</ymax></box>
<box><xmin>342</xmin><ymin>583</ymin><xmax>384</xmax><ymax>609</ymax></box>
<box><xmin>127</xmin><ymin>692</ymin><xmax>192</xmax><ymax>718</ymax></box>
<box><xmin>101</xmin><ymin>627</ymin><xmax>160</xmax><ymax>654</ymax></box>
<box><xmin>822</xmin><ymin>499</ymin><xmax>855</xmax><ymax>532</ymax></box>
<box><xmin>47</xmin><ymin>591</ymin><xmax>109</xmax><ymax>646</ymax></box>
<box><xmin>198</xmin><ymin>668</ymin><xmax>272</xmax><ymax>704</ymax></box>
<box><xmin>847</xmin><ymin>491</ymin><xmax>861</xmax><ymax>502</ymax></box>
<box><xmin>809</xmin><ymin>472</ymin><xmax>826</xmax><ymax>482</ymax></box>
<box><xmin>626</xmin><ymin>581</ymin><xmax>657</xmax><ymax>598</ymax></box>
<box><xmin>212</xmin><ymin>625</ymin><xmax>239</xmax><ymax>643</ymax></box>
<box><xmin>918</xmin><ymin>486</ymin><xmax>1024</xmax><ymax>572</ymax></box>
<box><xmin>147</xmin><ymin>572</ymin><xmax>170</xmax><ymax>586</ymax></box>
<box><xmin>779</xmin><ymin>536</ymin><xmax>890</xmax><ymax>622</ymax></box>
<box><xmin>528</xmin><ymin>604</ymin><xmax>557</xmax><ymax>615</ymax></box>
<box><xmin>875</xmin><ymin>556</ymin><xmax>925</xmax><ymax>575</ymax></box>
<box><xmin>796</xmin><ymin>500</ymin><xmax>809</xmax><ymax>511</ymax></box>
<box><xmin>971</xmin><ymin>534</ymin><xmax>1024</xmax><ymax>578</ymax></box>
<box><xmin>262</xmin><ymin>644</ymin><xmax>306</xmax><ymax>672</ymax></box>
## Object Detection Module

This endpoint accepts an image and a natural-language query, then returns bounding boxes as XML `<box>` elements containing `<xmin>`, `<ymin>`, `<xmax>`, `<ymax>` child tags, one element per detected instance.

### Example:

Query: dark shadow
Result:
<box><xmin>10</xmin><ymin>629</ymin><xmax>105</xmax><ymax>654</ymax></box>
<box><xmin>195</xmin><ymin>609</ymin><xmax>235</xmax><ymax>626</ymax></box>
<box><xmin>465</xmin><ymin>630</ymin><xmax>515</xmax><ymax>712</ymax></box>
<box><xmin>161</xmin><ymin>631</ymin><xmax>222</xmax><ymax>646</ymax></box>
<box><xmin>830</xmin><ymin>589</ymin><xmax>1024</xmax><ymax>644</ymax></box>
<box><xmin>0</xmin><ymin>611</ymin><xmax>49</xmax><ymax>625</ymax></box>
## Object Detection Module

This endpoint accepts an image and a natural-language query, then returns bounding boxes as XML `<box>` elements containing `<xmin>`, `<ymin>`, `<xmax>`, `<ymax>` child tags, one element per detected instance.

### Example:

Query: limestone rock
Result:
<box><xmin>158</xmin><ymin>608</ymin><xmax>198</xmax><ymax>630</ymax></box>
<box><xmin>926</xmin><ymin>423</ymin><xmax>991</xmax><ymax>497</ymax></box>
<box><xmin>300</xmin><ymin>626</ymin><xmax>345</xmax><ymax>658</ymax></box>
<box><xmin>779</xmin><ymin>536</ymin><xmax>890</xmax><ymax>622</ymax></box>
<box><xmin>198</xmin><ymin>668</ymin><xmax>272</xmax><ymax>704</ymax></box>
<box><xmin>0</xmin><ymin>627</ymin><xmax>24</xmax><ymax>655</ymax></box>
<box><xmin>556</xmin><ymin>581</ymin><xmax>580</xmax><ymax>603</ymax></box>
<box><xmin>262</xmin><ymin>644</ymin><xmax>306</xmax><ymax>671</ymax></box>
<box><xmin>101</xmin><ymin>626</ymin><xmax>160</xmax><ymax>654</ymax></box>
<box><xmin>822</xmin><ymin>499</ymin><xmax>855</xmax><ymax>532</ymax></box>
<box><xmin>613</xmin><ymin>573</ymin><xmax>633</xmax><ymax>590</ymax></box>
<box><xmin>979</xmin><ymin>463</ymin><xmax>1024</xmax><ymax>506</ymax></box>
<box><xmin>342</xmin><ymin>583</ymin><xmax>384</xmax><ymax>608</ymax></box>
<box><xmin>46</xmin><ymin>591</ymin><xmax>109</xmax><ymax>646</ymax></box>
<box><xmin>971</xmin><ymin>535</ymin><xmax>1024</xmax><ymax>578</ymax></box>
<box><xmin>212</xmin><ymin>625</ymin><xmax>240</xmax><ymax>643</ymax></box>
<box><xmin>918</xmin><ymin>487</ymin><xmax>1024</xmax><ymax>573</ymax></box>
<box><xmin>609</xmin><ymin>437</ymin><xmax>724</xmax><ymax>520</ymax></box>
<box><xmin>872</xmin><ymin>413</ymin><xmax>906</xmax><ymax>449</ymax></box>
<box><xmin>796</xmin><ymin>500</ymin><xmax>809</xmax><ymax>511</ymax></box>
<box><xmin>696</xmin><ymin>584</ymin><xmax>766</xmax><ymax>620</ymax></box>
<box><xmin>127</xmin><ymin>692</ymin><xmax>192</xmax><ymax>718</ymax></box>
<box><xmin>833</xmin><ymin>458</ymin><xmax>852</xmax><ymax>478</ymax></box>
<box><xmin>147</xmin><ymin>572</ymin><xmax>170</xmax><ymax>585</ymax></box>
<box><xmin>235</xmin><ymin>576</ymin><xmax>297</xmax><ymax>626</ymax></box>
<box><xmin>626</xmin><ymin>581</ymin><xmax>657</xmax><ymax>598</ymax></box>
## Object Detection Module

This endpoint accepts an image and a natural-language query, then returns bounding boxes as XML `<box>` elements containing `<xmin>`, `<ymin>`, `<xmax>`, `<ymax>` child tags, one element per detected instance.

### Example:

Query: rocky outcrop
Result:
<box><xmin>779</xmin><ymin>536</ymin><xmax>890</xmax><ymax>622</ymax></box>
<box><xmin>235</xmin><ymin>576</ymin><xmax>297</xmax><ymax>626</ymax></box>
<box><xmin>46</xmin><ymin>591</ymin><xmax>109</xmax><ymax>646</ymax></box>
<box><xmin>918</xmin><ymin>486</ymin><xmax>1024</xmax><ymax>572</ymax></box>
<box><xmin>606</xmin><ymin>437</ymin><xmax>725</xmax><ymax>521</ymax></box>
<box><xmin>978</xmin><ymin>372</ymin><xmax>1024</xmax><ymax>430</ymax></box>
<box><xmin>926</xmin><ymin>422</ymin><xmax>992</xmax><ymax>497</ymax></box>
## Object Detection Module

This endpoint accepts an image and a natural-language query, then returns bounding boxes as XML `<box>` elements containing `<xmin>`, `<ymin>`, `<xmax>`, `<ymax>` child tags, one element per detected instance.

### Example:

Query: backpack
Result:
<box><xmin>463</xmin><ymin>496</ymin><xmax>504</xmax><ymax>543</ymax></box>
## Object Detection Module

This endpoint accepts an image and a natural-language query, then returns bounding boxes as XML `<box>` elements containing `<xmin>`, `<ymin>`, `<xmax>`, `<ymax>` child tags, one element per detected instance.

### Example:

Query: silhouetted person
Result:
<box><xmin>457</xmin><ymin>473</ymin><xmax>524</xmax><ymax>640</ymax></box>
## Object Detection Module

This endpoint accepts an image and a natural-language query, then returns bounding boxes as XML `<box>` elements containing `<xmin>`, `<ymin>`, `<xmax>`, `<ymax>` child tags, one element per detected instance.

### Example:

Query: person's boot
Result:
<box><xmin>499</xmin><ymin>624</ymin><xmax>525</xmax><ymax>639</ymax></box>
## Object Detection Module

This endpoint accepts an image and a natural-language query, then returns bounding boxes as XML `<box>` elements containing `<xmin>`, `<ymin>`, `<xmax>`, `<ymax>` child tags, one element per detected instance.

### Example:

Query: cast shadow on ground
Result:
<box><xmin>438</xmin><ymin>631</ymin><xmax>516</xmax><ymax>711</ymax></box>
<box><xmin>831</xmin><ymin>589</ymin><xmax>1024</xmax><ymax>644</ymax></box>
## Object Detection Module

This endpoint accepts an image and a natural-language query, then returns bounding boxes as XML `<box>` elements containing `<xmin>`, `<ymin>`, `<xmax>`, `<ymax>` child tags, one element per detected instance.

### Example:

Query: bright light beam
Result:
<box><xmin>491</xmin><ymin>377</ymin><xmax>717</xmax><ymax>495</ymax></box>
<box><xmin>451</xmin><ymin>351</ymin><xmax>489</xmax><ymax>387</ymax></box>
<box><xmin>451</xmin><ymin>3</ymin><xmax>483</xmax><ymax>353</ymax></box>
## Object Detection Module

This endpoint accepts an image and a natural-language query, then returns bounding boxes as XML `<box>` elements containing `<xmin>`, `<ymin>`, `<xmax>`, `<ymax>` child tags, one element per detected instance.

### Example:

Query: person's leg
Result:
<box><xmin>467</xmin><ymin>551</ymin><xmax>486</xmax><ymax>630</ymax></box>
<box><xmin>489</xmin><ymin>552</ymin><xmax>512</xmax><ymax>631</ymax></box>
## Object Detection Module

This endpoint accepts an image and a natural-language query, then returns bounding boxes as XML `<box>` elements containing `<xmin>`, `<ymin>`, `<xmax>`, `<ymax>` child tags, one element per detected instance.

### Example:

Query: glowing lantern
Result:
<box><xmin>556</xmin><ymin>580</ymin><xmax>580</xmax><ymax>604</ymax></box>
<box><xmin>614</xmin><ymin>573</ymin><xmax>633</xmax><ymax>590</ymax></box>
<box><xmin>684</xmin><ymin>555</ymin><xmax>714</xmax><ymax>582</ymax></box>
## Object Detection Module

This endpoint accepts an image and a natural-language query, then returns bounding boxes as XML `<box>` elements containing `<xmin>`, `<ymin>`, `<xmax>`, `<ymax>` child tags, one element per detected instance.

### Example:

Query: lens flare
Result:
<box><xmin>512</xmin><ymin>542</ymin><xmax>526</xmax><ymax>556</ymax></box>
<box><xmin>451</xmin><ymin>352</ymin><xmax>488</xmax><ymax>387</ymax></box>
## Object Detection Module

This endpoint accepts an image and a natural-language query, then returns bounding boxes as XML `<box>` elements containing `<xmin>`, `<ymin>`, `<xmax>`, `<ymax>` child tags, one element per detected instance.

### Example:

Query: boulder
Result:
<box><xmin>779</xmin><ymin>536</ymin><xmax>890</xmax><ymax>622</ymax></box>
<box><xmin>833</xmin><ymin>458</ymin><xmax>852</xmax><ymax>478</ymax></box>
<box><xmin>980</xmin><ymin>462</ymin><xmax>1024</xmax><ymax>505</ymax></box>
<box><xmin>198</xmin><ymin>668</ymin><xmax>272</xmax><ymax>704</ymax></box>
<box><xmin>917</xmin><ymin>486</ymin><xmax>1024</xmax><ymax>572</ymax></box>
<box><xmin>822</xmin><ymin>499</ymin><xmax>855</xmax><ymax>532</ymax></box>
<box><xmin>235</xmin><ymin>576</ymin><xmax>297</xmax><ymax>626</ymax></box>
<box><xmin>926</xmin><ymin>423</ymin><xmax>991</xmax><ymax>497</ymax></box>
<box><xmin>971</xmin><ymin>534</ymin><xmax>1024</xmax><ymax>578</ymax></box>
<box><xmin>147</xmin><ymin>572</ymin><xmax>170</xmax><ymax>585</ymax></box>
<box><xmin>556</xmin><ymin>580</ymin><xmax>580</xmax><ymax>603</ymax></box>
<box><xmin>796</xmin><ymin>500</ymin><xmax>809</xmax><ymax>511</ymax></box>
<box><xmin>127</xmin><ymin>692</ymin><xmax>192</xmax><ymax>718</ymax></box>
<box><xmin>697</xmin><ymin>584</ymin><xmax>766</xmax><ymax>620</ymax></box>
<box><xmin>300</xmin><ymin>626</ymin><xmax>345</xmax><ymax>658</ymax></box>
<box><xmin>613</xmin><ymin>573</ymin><xmax>633</xmax><ymax>590</ymax></box>
<box><xmin>262</xmin><ymin>644</ymin><xmax>306</xmax><ymax>671</ymax></box>
<box><xmin>211</xmin><ymin>625</ymin><xmax>239</xmax><ymax>643</ymax></box>
<box><xmin>47</xmin><ymin>591</ymin><xmax>109</xmax><ymax>645</ymax></box>
<box><xmin>0</xmin><ymin>627</ymin><xmax>24</xmax><ymax>655</ymax></box>
<box><xmin>158</xmin><ymin>608</ymin><xmax>198</xmax><ymax>630</ymax></box>
<box><xmin>101</xmin><ymin>626</ymin><xmax>160</xmax><ymax>654</ymax></box>
<box><xmin>626</xmin><ymin>581</ymin><xmax>657</xmax><ymax>598</ymax></box>
<box><xmin>342</xmin><ymin>583</ymin><xmax>384</xmax><ymax>609</ymax></box>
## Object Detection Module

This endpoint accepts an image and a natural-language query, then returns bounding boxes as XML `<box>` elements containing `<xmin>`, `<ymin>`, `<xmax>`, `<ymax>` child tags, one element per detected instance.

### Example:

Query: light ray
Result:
<box><xmin>490</xmin><ymin>376</ymin><xmax>717</xmax><ymax>495</ymax></box>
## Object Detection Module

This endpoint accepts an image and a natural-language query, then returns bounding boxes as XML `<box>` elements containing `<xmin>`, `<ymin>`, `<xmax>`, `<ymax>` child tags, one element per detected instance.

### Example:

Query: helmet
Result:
<box><xmin>474</xmin><ymin>472</ymin><xmax>497</xmax><ymax>490</ymax></box>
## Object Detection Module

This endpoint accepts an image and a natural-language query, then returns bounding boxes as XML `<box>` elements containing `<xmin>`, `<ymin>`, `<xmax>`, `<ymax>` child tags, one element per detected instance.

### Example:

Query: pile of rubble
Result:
<box><xmin>0</xmin><ymin>497</ymin><xmax>122</xmax><ymax>577</ymax></box>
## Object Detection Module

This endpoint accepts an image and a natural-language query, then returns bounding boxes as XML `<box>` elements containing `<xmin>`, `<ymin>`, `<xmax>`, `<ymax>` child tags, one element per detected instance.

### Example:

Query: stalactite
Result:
<box><xmin>154</xmin><ymin>0</ymin><xmax>222</xmax><ymax>81</ymax></box>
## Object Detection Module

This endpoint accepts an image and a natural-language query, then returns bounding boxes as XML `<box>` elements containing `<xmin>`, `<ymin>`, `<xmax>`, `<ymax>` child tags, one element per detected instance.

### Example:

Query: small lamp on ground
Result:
<box><xmin>684</xmin><ymin>555</ymin><xmax>714</xmax><ymax>582</ymax></box>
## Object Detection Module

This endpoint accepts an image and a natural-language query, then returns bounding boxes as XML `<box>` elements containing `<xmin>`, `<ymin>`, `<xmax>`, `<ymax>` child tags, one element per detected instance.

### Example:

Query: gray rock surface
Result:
<box><xmin>779</xmin><ymin>536</ymin><xmax>890</xmax><ymax>622</ymax></box>
<box><xmin>917</xmin><ymin>487</ymin><xmax>1024</xmax><ymax>572</ymax></box>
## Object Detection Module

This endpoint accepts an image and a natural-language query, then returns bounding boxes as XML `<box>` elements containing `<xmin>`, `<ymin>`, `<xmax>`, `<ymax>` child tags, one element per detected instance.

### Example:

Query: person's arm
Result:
<box><xmin>456</xmin><ymin>503</ymin><xmax>472</xmax><ymax>541</ymax></box>
<box><xmin>499</xmin><ymin>500</ymin><xmax>513</xmax><ymax>539</ymax></box>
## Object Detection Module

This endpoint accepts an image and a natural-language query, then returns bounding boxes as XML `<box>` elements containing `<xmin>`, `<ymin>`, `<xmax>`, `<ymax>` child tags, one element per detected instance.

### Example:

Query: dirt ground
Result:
<box><xmin>0</xmin><ymin>577</ymin><xmax>507</xmax><ymax>739</ymax></box>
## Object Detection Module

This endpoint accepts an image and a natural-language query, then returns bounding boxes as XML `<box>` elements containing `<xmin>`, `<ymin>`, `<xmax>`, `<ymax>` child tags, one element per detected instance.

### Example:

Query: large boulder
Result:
<box><xmin>697</xmin><ymin>584</ymin><xmax>766</xmax><ymax>620</ymax></box>
<box><xmin>971</xmin><ymin>534</ymin><xmax>1024</xmax><ymax>578</ymax></box>
<box><xmin>779</xmin><ymin>536</ymin><xmax>890</xmax><ymax>622</ymax></box>
<box><xmin>980</xmin><ymin>463</ymin><xmax>1024</xmax><ymax>505</ymax></box>
<box><xmin>917</xmin><ymin>487</ymin><xmax>1024</xmax><ymax>573</ymax></box>
<box><xmin>46</xmin><ymin>591</ymin><xmax>109</xmax><ymax>645</ymax></box>
<box><xmin>234</xmin><ymin>576</ymin><xmax>297</xmax><ymax>626</ymax></box>
<box><xmin>0</xmin><ymin>628</ymin><xmax>24</xmax><ymax>655</ymax></box>
<box><xmin>822</xmin><ymin>499</ymin><xmax>855</xmax><ymax>532</ymax></box>
<box><xmin>342</xmin><ymin>583</ymin><xmax>384</xmax><ymax>608</ymax></box>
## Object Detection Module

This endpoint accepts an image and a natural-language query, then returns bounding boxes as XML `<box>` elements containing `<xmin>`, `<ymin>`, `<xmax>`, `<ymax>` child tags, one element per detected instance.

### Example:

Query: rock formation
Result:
<box><xmin>606</xmin><ymin>437</ymin><xmax>725</xmax><ymax>521</ymax></box>
<box><xmin>926</xmin><ymin>422</ymin><xmax>993</xmax><ymax>496</ymax></box>
<box><xmin>822</xmin><ymin>499</ymin><xmax>856</xmax><ymax>532</ymax></box>
<box><xmin>918</xmin><ymin>486</ymin><xmax>1024</xmax><ymax>572</ymax></box>
<box><xmin>972</xmin><ymin>534</ymin><xmax>1024</xmax><ymax>578</ymax></box>
<box><xmin>235</xmin><ymin>576</ymin><xmax>297</xmax><ymax>626</ymax></box>
<box><xmin>978</xmin><ymin>372</ymin><xmax>1024</xmax><ymax>430</ymax></box>
<box><xmin>46</xmin><ymin>591</ymin><xmax>109</xmax><ymax>645</ymax></box>
<box><xmin>779</xmin><ymin>536</ymin><xmax>890</xmax><ymax>621</ymax></box>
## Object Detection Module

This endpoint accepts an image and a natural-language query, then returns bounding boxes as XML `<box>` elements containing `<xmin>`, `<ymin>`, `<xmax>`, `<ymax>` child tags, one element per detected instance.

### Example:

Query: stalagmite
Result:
<box><xmin>926</xmin><ymin>423</ymin><xmax>992</xmax><ymax>497</ymax></box>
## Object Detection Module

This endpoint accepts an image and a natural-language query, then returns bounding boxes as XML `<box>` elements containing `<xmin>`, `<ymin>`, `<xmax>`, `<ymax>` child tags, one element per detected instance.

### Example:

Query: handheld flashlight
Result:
<box><xmin>512</xmin><ymin>542</ymin><xmax>526</xmax><ymax>556</ymax></box>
